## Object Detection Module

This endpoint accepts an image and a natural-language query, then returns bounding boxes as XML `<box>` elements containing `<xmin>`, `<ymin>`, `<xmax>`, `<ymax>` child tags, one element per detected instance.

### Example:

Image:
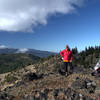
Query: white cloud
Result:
<box><xmin>0</xmin><ymin>0</ymin><xmax>86</xmax><ymax>32</ymax></box>
<box><xmin>0</xmin><ymin>45</ymin><xmax>7</xmax><ymax>49</ymax></box>
<box><xmin>17</xmin><ymin>48</ymin><xmax>29</xmax><ymax>53</ymax></box>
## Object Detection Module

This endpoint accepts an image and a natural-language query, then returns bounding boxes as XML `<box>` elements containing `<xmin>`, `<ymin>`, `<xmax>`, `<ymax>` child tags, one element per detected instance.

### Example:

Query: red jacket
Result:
<box><xmin>60</xmin><ymin>49</ymin><xmax>73</xmax><ymax>62</ymax></box>
<box><xmin>97</xmin><ymin>67</ymin><xmax>100</xmax><ymax>71</ymax></box>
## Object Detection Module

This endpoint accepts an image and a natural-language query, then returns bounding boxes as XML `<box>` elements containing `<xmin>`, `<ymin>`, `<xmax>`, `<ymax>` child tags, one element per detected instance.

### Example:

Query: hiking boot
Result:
<box><xmin>67</xmin><ymin>71</ymin><xmax>71</xmax><ymax>75</ymax></box>
<box><xmin>69</xmin><ymin>69</ymin><xmax>73</xmax><ymax>74</ymax></box>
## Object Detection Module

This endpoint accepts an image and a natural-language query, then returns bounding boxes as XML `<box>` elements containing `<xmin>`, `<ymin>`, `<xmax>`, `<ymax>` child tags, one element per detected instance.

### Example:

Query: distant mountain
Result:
<box><xmin>0</xmin><ymin>48</ymin><xmax>18</xmax><ymax>54</ymax></box>
<box><xmin>0</xmin><ymin>48</ymin><xmax>57</xmax><ymax>57</ymax></box>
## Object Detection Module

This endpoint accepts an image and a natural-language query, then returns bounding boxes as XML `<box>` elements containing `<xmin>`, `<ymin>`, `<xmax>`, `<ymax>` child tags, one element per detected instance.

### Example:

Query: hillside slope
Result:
<box><xmin>0</xmin><ymin>56</ymin><xmax>100</xmax><ymax>100</ymax></box>
<box><xmin>0</xmin><ymin>53</ymin><xmax>40</xmax><ymax>74</ymax></box>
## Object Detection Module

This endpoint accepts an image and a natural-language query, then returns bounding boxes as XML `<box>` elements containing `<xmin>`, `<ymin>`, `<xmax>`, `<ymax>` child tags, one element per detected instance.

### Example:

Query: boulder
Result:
<box><xmin>0</xmin><ymin>92</ymin><xmax>14</xmax><ymax>100</ymax></box>
<box><xmin>22</xmin><ymin>72</ymin><xmax>43</xmax><ymax>81</ymax></box>
<box><xmin>95</xmin><ymin>86</ymin><xmax>100</xmax><ymax>94</ymax></box>
<box><xmin>71</xmin><ymin>78</ymin><xmax>96</xmax><ymax>94</ymax></box>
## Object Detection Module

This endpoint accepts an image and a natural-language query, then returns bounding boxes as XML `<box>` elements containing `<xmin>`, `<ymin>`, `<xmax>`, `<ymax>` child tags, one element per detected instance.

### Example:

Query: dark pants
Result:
<box><xmin>64</xmin><ymin>62</ymin><xmax>73</xmax><ymax>73</ymax></box>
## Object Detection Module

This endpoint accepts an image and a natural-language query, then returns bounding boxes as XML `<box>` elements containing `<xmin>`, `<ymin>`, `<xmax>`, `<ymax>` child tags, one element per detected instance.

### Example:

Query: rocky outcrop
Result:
<box><xmin>22</xmin><ymin>88</ymin><xmax>95</xmax><ymax>100</ymax></box>
<box><xmin>0</xmin><ymin>56</ymin><xmax>100</xmax><ymax>100</ymax></box>
<box><xmin>71</xmin><ymin>78</ymin><xmax>96</xmax><ymax>93</ymax></box>
<box><xmin>22</xmin><ymin>72</ymin><xmax>43</xmax><ymax>81</ymax></box>
<box><xmin>0</xmin><ymin>92</ymin><xmax>14</xmax><ymax>100</ymax></box>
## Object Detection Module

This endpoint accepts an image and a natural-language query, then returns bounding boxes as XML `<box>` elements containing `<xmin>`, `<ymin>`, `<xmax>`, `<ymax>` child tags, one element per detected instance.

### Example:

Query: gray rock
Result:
<box><xmin>14</xmin><ymin>81</ymin><xmax>24</xmax><ymax>87</ymax></box>
<box><xmin>95</xmin><ymin>87</ymin><xmax>100</xmax><ymax>94</ymax></box>
<box><xmin>18</xmin><ymin>88</ymin><xmax>97</xmax><ymax>100</ymax></box>
<box><xmin>22</xmin><ymin>73</ymin><xmax>43</xmax><ymax>81</ymax></box>
<box><xmin>0</xmin><ymin>92</ymin><xmax>14</xmax><ymax>100</ymax></box>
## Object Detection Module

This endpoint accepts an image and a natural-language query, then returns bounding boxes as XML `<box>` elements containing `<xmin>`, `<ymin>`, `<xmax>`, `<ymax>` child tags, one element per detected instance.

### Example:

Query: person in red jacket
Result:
<box><xmin>60</xmin><ymin>45</ymin><xmax>73</xmax><ymax>76</ymax></box>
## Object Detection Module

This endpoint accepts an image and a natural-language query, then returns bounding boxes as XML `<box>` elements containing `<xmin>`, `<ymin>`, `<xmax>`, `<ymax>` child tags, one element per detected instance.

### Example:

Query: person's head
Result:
<box><xmin>65</xmin><ymin>45</ymin><xmax>70</xmax><ymax>51</ymax></box>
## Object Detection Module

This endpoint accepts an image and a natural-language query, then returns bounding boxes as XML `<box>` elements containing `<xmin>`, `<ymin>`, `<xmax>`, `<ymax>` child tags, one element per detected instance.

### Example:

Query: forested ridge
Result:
<box><xmin>0</xmin><ymin>53</ymin><xmax>40</xmax><ymax>74</ymax></box>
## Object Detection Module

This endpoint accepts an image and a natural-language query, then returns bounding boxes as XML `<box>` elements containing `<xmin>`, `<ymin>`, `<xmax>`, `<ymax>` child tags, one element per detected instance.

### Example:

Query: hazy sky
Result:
<box><xmin>0</xmin><ymin>0</ymin><xmax>100</xmax><ymax>52</ymax></box>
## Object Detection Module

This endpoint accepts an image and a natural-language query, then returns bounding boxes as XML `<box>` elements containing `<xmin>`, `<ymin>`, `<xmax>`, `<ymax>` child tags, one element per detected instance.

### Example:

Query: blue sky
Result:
<box><xmin>0</xmin><ymin>0</ymin><xmax>100</xmax><ymax>52</ymax></box>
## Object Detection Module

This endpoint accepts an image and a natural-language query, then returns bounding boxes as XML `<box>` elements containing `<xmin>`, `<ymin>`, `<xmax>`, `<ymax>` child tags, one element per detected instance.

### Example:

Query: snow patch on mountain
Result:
<box><xmin>0</xmin><ymin>45</ymin><xmax>8</xmax><ymax>49</ymax></box>
<box><xmin>16</xmin><ymin>48</ymin><xmax>29</xmax><ymax>53</ymax></box>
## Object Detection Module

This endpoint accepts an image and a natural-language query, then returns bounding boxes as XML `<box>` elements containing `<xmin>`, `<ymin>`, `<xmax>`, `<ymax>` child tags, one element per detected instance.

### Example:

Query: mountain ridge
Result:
<box><xmin>0</xmin><ymin>48</ymin><xmax>57</xmax><ymax>57</ymax></box>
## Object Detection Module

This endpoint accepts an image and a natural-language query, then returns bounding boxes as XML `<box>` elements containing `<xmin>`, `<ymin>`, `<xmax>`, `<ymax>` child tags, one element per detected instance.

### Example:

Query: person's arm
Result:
<box><xmin>70</xmin><ymin>51</ymin><xmax>73</xmax><ymax>62</ymax></box>
<box><xmin>60</xmin><ymin>50</ymin><xmax>64</xmax><ymax>57</ymax></box>
<box><xmin>97</xmin><ymin>67</ymin><xmax>100</xmax><ymax>71</ymax></box>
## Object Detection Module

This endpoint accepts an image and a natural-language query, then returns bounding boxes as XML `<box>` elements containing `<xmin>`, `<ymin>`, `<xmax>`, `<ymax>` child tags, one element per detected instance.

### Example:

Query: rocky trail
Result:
<box><xmin>0</xmin><ymin>71</ymin><xmax>100</xmax><ymax>100</ymax></box>
<box><xmin>0</xmin><ymin>57</ymin><xmax>100</xmax><ymax>100</ymax></box>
